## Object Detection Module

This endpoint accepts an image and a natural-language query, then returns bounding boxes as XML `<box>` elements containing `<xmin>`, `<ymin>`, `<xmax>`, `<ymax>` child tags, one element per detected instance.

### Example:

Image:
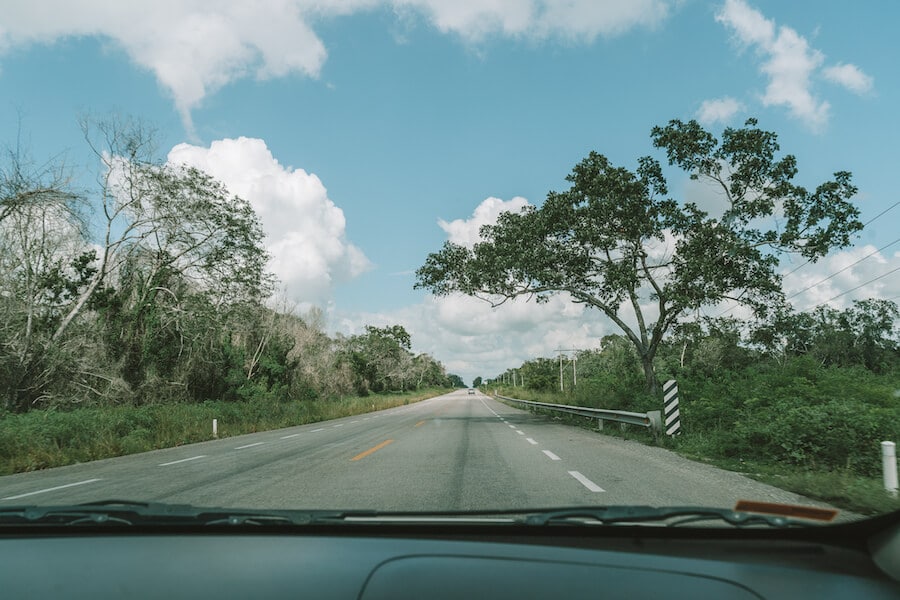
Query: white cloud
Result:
<box><xmin>696</xmin><ymin>96</ymin><xmax>744</xmax><ymax>125</ymax></box>
<box><xmin>716</xmin><ymin>0</ymin><xmax>832</xmax><ymax>129</ymax></box>
<box><xmin>0</xmin><ymin>1</ymin><xmax>336</xmax><ymax>133</ymax></box>
<box><xmin>437</xmin><ymin>196</ymin><xmax>531</xmax><ymax>247</ymax></box>
<box><xmin>396</xmin><ymin>0</ymin><xmax>670</xmax><ymax>42</ymax></box>
<box><xmin>167</xmin><ymin>137</ymin><xmax>371</xmax><ymax>305</ymax></box>
<box><xmin>822</xmin><ymin>63</ymin><xmax>874</xmax><ymax>95</ymax></box>
<box><xmin>714</xmin><ymin>0</ymin><xmax>876</xmax><ymax>129</ymax></box>
<box><xmin>0</xmin><ymin>1</ymin><xmax>672</xmax><ymax>133</ymax></box>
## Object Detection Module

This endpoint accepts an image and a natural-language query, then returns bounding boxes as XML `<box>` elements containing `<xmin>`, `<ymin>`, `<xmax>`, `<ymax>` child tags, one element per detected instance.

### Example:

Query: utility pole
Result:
<box><xmin>554</xmin><ymin>348</ymin><xmax>581</xmax><ymax>392</ymax></box>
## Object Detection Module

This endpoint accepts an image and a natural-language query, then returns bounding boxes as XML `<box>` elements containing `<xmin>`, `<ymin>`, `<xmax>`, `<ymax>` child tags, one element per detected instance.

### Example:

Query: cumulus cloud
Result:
<box><xmin>696</xmin><ymin>96</ymin><xmax>744</xmax><ymax>125</ymax></box>
<box><xmin>0</xmin><ymin>0</ymin><xmax>671</xmax><ymax>133</ymax></box>
<box><xmin>0</xmin><ymin>1</ymin><xmax>338</xmax><ymax>133</ymax></box>
<box><xmin>716</xmin><ymin>0</ymin><xmax>827</xmax><ymax>128</ymax></box>
<box><xmin>167</xmin><ymin>137</ymin><xmax>371</xmax><ymax>305</ymax></box>
<box><xmin>437</xmin><ymin>196</ymin><xmax>530</xmax><ymax>247</ymax></box>
<box><xmin>715</xmin><ymin>0</ymin><xmax>873</xmax><ymax>130</ymax></box>
<box><xmin>822</xmin><ymin>63</ymin><xmax>874</xmax><ymax>95</ymax></box>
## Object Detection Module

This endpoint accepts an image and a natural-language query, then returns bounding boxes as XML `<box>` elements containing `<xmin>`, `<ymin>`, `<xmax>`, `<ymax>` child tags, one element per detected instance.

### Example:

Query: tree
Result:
<box><xmin>447</xmin><ymin>374</ymin><xmax>465</xmax><ymax>388</ymax></box>
<box><xmin>342</xmin><ymin>324</ymin><xmax>415</xmax><ymax>393</ymax></box>
<box><xmin>752</xmin><ymin>299</ymin><xmax>899</xmax><ymax>372</ymax></box>
<box><xmin>472</xmin><ymin>376</ymin><xmax>483</xmax><ymax>387</ymax></box>
<box><xmin>416</xmin><ymin>119</ymin><xmax>862</xmax><ymax>392</ymax></box>
<box><xmin>54</xmin><ymin>116</ymin><xmax>272</xmax><ymax>344</ymax></box>
<box><xmin>0</xmin><ymin>141</ymin><xmax>90</xmax><ymax>410</ymax></box>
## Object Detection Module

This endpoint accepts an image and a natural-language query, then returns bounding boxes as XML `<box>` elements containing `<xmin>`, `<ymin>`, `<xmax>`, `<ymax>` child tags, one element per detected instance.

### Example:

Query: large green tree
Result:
<box><xmin>416</xmin><ymin>119</ymin><xmax>862</xmax><ymax>393</ymax></box>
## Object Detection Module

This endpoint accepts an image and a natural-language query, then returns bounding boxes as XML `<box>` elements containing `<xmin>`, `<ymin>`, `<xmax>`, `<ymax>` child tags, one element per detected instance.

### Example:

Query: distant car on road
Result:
<box><xmin>467</xmin><ymin>388</ymin><xmax>475</xmax><ymax>395</ymax></box>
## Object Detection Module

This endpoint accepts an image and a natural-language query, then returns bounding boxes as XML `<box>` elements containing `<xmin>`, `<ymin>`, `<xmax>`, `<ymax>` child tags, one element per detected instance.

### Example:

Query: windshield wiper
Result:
<box><xmin>0</xmin><ymin>501</ymin><xmax>820</xmax><ymax>528</ymax></box>
<box><xmin>515</xmin><ymin>506</ymin><xmax>809</xmax><ymax>528</ymax></box>
<box><xmin>0</xmin><ymin>500</ymin><xmax>347</xmax><ymax>527</ymax></box>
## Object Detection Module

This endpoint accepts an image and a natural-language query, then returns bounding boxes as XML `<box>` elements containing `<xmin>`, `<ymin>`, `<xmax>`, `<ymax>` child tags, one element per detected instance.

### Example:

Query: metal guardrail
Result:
<box><xmin>494</xmin><ymin>393</ymin><xmax>662</xmax><ymax>437</ymax></box>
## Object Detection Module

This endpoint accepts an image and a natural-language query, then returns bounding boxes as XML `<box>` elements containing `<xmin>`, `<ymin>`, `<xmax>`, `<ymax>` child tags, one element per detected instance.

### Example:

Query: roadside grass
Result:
<box><xmin>491</xmin><ymin>386</ymin><xmax>900</xmax><ymax>517</ymax></box>
<box><xmin>0</xmin><ymin>389</ymin><xmax>447</xmax><ymax>476</ymax></box>
<box><xmin>673</xmin><ymin>437</ymin><xmax>900</xmax><ymax>516</ymax></box>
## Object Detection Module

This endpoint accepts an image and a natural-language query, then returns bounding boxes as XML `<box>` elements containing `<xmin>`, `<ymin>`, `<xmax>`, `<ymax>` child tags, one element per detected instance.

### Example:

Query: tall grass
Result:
<box><xmin>0</xmin><ymin>389</ymin><xmax>447</xmax><ymax>475</ymax></box>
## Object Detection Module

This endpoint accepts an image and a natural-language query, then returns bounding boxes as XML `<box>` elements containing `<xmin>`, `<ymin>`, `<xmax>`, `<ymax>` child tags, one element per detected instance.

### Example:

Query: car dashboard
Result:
<box><xmin>2</xmin><ymin>516</ymin><xmax>899</xmax><ymax>599</ymax></box>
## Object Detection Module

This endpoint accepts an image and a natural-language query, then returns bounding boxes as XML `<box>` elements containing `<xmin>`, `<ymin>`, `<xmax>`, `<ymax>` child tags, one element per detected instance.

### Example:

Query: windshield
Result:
<box><xmin>0</xmin><ymin>0</ymin><xmax>897</xmax><ymax>525</ymax></box>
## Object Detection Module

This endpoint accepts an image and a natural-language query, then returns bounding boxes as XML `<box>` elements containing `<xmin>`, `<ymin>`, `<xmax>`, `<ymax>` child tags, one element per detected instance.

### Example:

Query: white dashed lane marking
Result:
<box><xmin>569</xmin><ymin>471</ymin><xmax>605</xmax><ymax>492</ymax></box>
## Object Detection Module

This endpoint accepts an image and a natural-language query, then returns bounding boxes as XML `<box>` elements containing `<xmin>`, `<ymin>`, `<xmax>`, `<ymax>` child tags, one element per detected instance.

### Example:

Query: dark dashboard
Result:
<box><xmin>2</xmin><ymin>516</ymin><xmax>899</xmax><ymax>599</ymax></box>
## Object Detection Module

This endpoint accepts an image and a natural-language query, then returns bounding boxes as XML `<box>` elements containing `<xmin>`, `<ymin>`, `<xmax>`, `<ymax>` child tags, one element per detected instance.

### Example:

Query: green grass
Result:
<box><xmin>0</xmin><ymin>389</ymin><xmax>448</xmax><ymax>475</ymax></box>
<box><xmin>672</xmin><ymin>439</ymin><xmax>900</xmax><ymax>516</ymax></box>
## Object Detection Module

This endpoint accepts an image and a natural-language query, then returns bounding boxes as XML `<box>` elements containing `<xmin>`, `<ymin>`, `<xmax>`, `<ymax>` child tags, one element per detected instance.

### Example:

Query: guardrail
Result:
<box><xmin>494</xmin><ymin>393</ymin><xmax>662</xmax><ymax>437</ymax></box>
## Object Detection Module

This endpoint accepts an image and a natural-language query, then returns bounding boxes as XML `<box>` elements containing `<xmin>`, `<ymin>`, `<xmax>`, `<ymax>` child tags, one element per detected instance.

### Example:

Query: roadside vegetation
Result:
<box><xmin>488</xmin><ymin>304</ymin><xmax>900</xmax><ymax>515</ymax></box>
<box><xmin>0</xmin><ymin>116</ymin><xmax>461</xmax><ymax>474</ymax></box>
<box><xmin>0</xmin><ymin>389</ymin><xmax>445</xmax><ymax>475</ymax></box>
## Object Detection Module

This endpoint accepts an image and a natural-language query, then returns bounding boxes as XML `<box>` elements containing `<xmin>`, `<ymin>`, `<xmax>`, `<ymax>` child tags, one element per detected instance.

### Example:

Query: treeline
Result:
<box><xmin>0</xmin><ymin>117</ymin><xmax>454</xmax><ymax>414</ymax></box>
<box><xmin>490</xmin><ymin>299</ymin><xmax>900</xmax><ymax>477</ymax></box>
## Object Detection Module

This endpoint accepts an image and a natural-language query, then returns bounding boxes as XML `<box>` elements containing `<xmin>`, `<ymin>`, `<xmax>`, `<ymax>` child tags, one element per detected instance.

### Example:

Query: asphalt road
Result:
<box><xmin>0</xmin><ymin>390</ymin><xmax>837</xmax><ymax>512</ymax></box>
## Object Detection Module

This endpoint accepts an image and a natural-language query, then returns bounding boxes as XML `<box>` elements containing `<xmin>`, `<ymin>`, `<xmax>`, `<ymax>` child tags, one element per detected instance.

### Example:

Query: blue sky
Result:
<box><xmin>1</xmin><ymin>1</ymin><xmax>897</xmax><ymax>382</ymax></box>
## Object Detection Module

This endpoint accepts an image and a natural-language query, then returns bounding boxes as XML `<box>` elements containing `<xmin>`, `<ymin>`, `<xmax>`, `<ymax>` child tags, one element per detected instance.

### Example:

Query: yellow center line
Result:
<box><xmin>351</xmin><ymin>439</ymin><xmax>394</xmax><ymax>461</ymax></box>
<box><xmin>414</xmin><ymin>420</ymin><xmax>425</xmax><ymax>427</ymax></box>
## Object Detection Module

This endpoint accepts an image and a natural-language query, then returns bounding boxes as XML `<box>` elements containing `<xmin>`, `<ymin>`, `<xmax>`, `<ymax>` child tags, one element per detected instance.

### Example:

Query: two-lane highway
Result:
<box><xmin>0</xmin><ymin>390</ymin><xmax>837</xmax><ymax>511</ymax></box>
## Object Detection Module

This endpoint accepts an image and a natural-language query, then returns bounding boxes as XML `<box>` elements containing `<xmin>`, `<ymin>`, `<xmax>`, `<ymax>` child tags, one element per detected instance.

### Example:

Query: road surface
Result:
<box><xmin>0</xmin><ymin>390</ymin><xmax>835</xmax><ymax>512</ymax></box>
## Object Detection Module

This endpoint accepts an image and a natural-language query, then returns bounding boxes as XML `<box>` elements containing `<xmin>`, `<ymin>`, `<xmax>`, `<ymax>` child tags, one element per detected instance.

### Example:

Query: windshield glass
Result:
<box><xmin>0</xmin><ymin>0</ymin><xmax>897</xmax><ymax>524</ymax></box>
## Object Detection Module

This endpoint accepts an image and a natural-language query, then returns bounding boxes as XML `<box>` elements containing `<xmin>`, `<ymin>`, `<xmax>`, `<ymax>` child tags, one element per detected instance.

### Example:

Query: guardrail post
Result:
<box><xmin>883</xmin><ymin>441</ymin><xmax>898</xmax><ymax>498</ymax></box>
<box><xmin>663</xmin><ymin>380</ymin><xmax>681</xmax><ymax>436</ymax></box>
<box><xmin>647</xmin><ymin>410</ymin><xmax>662</xmax><ymax>439</ymax></box>
<box><xmin>213</xmin><ymin>419</ymin><xmax>218</xmax><ymax>438</ymax></box>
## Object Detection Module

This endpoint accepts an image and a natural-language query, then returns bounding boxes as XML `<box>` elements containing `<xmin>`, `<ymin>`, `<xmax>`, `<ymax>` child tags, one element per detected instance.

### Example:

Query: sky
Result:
<box><xmin>0</xmin><ymin>0</ymin><xmax>898</xmax><ymax>383</ymax></box>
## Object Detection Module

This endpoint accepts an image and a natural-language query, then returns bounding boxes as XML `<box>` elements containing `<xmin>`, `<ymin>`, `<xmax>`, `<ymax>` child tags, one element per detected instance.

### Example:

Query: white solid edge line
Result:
<box><xmin>280</xmin><ymin>433</ymin><xmax>300</xmax><ymax>439</ymax></box>
<box><xmin>2</xmin><ymin>478</ymin><xmax>102</xmax><ymax>500</ymax></box>
<box><xmin>159</xmin><ymin>455</ymin><xmax>207</xmax><ymax>466</ymax></box>
<box><xmin>526</xmin><ymin>438</ymin><xmax>538</xmax><ymax>445</ymax></box>
<box><xmin>568</xmin><ymin>471</ymin><xmax>605</xmax><ymax>492</ymax></box>
<box><xmin>235</xmin><ymin>442</ymin><xmax>265</xmax><ymax>450</ymax></box>
<box><xmin>542</xmin><ymin>450</ymin><xmax>561</xmax><ymax>461</ymax></box>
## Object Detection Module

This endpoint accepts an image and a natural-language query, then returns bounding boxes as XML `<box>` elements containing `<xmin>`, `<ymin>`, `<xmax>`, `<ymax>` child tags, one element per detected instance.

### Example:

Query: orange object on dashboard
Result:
<box><xmin>734</xmin><ymin>500</ymin><xmax>839</xmax><ymax>522</ymax></box>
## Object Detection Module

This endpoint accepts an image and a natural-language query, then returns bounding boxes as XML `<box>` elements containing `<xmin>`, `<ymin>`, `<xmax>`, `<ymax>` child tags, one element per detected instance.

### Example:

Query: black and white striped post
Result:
<box><xmin>663</xmin><ymin>379</ymin><xmax>681</xmax><ymax>436</ymax></box>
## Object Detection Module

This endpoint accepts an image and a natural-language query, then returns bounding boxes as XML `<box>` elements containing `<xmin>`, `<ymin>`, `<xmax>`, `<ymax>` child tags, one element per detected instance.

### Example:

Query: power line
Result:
<box><xmin>785</xmin><ymin>237</ymin><xmax>900</xmax><ymax>300</ymax></box>
<box><xmin>862</xmin><ymin>200</ymin><xmax>900</xmax><ymax>228</ymax></box>
<box><xmin>779</xmin><ymin>200</ymin><xmax>899</xmax><ymax>280</ymax></box>
<box><xmin>808</xmin><ymin>264</ymin><xmax>900</xmax><ymax>309</ymax></box>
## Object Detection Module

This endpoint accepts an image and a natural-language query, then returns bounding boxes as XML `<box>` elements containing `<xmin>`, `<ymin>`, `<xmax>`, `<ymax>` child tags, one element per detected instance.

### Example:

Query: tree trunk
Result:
<box><xmin>640</xmin><ymin>353</ymin><xmax>659</xmax><ymax>395</ymax></box>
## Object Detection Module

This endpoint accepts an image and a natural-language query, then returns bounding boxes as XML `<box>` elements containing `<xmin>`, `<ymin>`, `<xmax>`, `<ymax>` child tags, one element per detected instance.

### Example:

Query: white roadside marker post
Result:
<box><xmin>213</xmin><ymin>419</ymin><xmax>218</xmax><ymax>439</ymax></box>
<box><xmin>883</xmin><ymin>441</ymin><xmax>898</xmax><ymax>498</ymax></box>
